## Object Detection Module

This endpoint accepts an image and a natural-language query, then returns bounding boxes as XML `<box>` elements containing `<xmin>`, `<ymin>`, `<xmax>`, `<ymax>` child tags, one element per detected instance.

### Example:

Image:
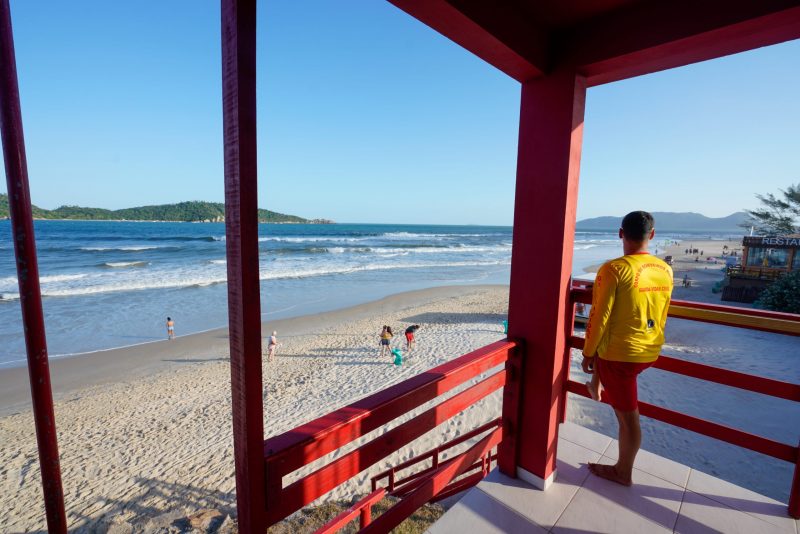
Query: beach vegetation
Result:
<box><xmin>753</xmin><ymin>270</ymin><xmax>800</xmax><ymax>314</ymax></box>
<box><xmin>270</xmin><ymin>496</ymin><xmax>445</xmax><ymax>533</ymax></box>
<box><xmin>743</xmin><ymin>183</ymin><xmax>800</xmax><ymax>235</ymax></box>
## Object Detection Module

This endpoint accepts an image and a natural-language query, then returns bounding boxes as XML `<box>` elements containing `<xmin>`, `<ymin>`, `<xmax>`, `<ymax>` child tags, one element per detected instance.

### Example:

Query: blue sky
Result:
<box><xmin>2</xmin><ymin>1</ymin><xmax>798</xmax><ymax>225</ymax></box>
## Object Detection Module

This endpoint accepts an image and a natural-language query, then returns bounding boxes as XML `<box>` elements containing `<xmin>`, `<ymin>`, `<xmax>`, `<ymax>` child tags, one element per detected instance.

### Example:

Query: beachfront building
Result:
<box><xmin>724</xmin><ymin>234</ymin><xmax>800</xmax><ymax>302</ymax></box>
<box><xmin>2</xmin><ymin>1</ymin><xmax>800</xmax><ymax>533</ymax></box>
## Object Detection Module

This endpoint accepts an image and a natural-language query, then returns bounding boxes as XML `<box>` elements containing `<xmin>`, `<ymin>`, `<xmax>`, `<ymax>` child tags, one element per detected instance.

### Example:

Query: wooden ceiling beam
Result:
<box><xmin>387</xmin><ymin>0</ymin><xmax>550</xmax><ymax>82</ymax></box>
<box><xmin>560</xmin><ymin>0</ymin><xmax>800</xmax><ymax>86</ymax></box>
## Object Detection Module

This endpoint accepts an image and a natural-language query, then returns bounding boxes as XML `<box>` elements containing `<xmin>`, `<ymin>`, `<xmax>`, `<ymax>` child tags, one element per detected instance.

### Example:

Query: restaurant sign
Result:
<box><xmin>743</xmin><ymin>236</ymin><xmax>800</xmax><ymax>248</ymax></box>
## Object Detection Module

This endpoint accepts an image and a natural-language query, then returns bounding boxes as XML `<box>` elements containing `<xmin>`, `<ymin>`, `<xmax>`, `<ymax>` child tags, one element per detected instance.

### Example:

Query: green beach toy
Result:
<box><xmin>502</xmin><ymin>320</ymin><xmax>508</xmax><ymax>334</ymax></box>
<box><xmin>391</xmin><ymin>348</ymin><xmax>403</xmax><ymax>366</ymax></box>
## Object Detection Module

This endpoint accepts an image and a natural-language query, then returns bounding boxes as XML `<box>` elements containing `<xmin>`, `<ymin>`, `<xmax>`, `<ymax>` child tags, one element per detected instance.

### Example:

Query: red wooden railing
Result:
<box><xmin>570</xmin><ymin>285</ymin><xmax>800</xmax><ymax>518</ymax></box>
<box><xmin>370</xmin><ymin>418</ymin><xmax>499</xmax><ymax>499</ymax></box>
<box><xmin>263</xmin><ymin>339</ymin><xmax>518</xmax><ymax>531</ymax></box>
<box><xmin>316</xmin><ymin>420</ymin><xmax>500</xmax><ymax>533</ymax></box>
<box><xmin>264</xmin><ymin>285</ymin><xmax>799</xmax><ymax>532</ymax></box>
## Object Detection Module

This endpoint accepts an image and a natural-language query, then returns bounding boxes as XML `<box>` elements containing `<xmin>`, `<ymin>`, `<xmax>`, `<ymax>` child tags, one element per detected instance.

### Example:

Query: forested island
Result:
<box><xmin>0</xmin><ymin>195</ymin><xmax>332</xmax><ymax>224</ymax></box>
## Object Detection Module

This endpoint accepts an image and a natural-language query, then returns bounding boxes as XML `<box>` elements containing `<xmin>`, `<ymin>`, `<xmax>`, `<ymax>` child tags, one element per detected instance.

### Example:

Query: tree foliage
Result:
<box><xmin>753</xmin><ymin>270</ymin><xmax>800</xmax><ymax>314</ymax></box>
<box><xmin>743</xmin><ymin>183</ymin><xmax>800</xmax><ymax>235</ymax></box>
<box><xmin>0</xmin><ymin>194</ymin><xmax>316</xmax><ymax>223</ymax></box>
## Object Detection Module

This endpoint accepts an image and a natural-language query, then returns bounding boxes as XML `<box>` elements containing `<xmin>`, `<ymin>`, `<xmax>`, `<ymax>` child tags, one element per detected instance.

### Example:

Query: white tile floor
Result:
<box><xmin>428</xmin><ymin>422</ymin><xmax>797</xmax><ymax>534</ymax></box>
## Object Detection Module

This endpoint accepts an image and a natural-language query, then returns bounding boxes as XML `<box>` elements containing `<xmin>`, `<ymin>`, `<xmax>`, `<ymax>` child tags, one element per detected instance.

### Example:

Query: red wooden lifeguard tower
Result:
<box><xmin>2</xmin><ymin>1</ymin><xmax>800</xmax><ymax>532</ymax></box>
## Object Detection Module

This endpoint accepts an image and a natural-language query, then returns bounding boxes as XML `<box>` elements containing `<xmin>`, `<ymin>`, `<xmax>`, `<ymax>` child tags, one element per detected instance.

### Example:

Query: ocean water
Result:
<box><xmin>0</xmin><ymin>220</ymin><xmax>716</xmax><ymax>366</ymax></box>
<box><xmin>3</xmin><ymin>220</ymin><xmax>795</xmax><ymax>502</ymax></box>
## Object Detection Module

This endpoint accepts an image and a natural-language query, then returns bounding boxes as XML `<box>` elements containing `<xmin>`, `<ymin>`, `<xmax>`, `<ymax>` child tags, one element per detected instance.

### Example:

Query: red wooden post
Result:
<box><xmin>501</xmin><ymin>65</ymin><xmax>586</xmax><ymax>489</ymax></box>
<box><xmin>221</xmin><ymin>0</ymin><xmax>265</xmax><ymax>531</ymax></box>
<box><xmin>561</xmin><ymin>292</ymin><xmax>577</xmax><ymax>424</ymax></box>
<box><xmin>790</xmin><ymin>441</ymin><xmax>799</xmax><ymax>519</ymax></box>
<box><xmin>0</xmin><ymin>2</ymin><xmax>67</xmax><ymax>531</ymax></box>
<box><xmin>499</xmin><ymin>340</ymin><xmax>523</xmax><ymax>475</ymax></box>
<box><xmin>359</xmin><ymin>505</ymin><xmax>372</xmax><ymax>528</ymax></box>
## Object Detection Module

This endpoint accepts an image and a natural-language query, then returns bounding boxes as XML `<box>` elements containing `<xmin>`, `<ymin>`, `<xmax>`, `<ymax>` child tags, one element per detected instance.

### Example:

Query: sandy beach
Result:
<box><xmin>2</xmin><ymin>258</ymin><xmax>797</xmax><ymax>532</ymax></box>
<box><xmin>0</xmin><ymin>285</ymin><xmax>511</xmax><ymax>532</ymax></box>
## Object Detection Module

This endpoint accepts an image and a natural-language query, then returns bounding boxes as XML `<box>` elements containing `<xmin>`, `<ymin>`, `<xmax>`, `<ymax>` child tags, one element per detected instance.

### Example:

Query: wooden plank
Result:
<box><xmin>386</xmin><ymin>0</ymin><xmax>546</xmax><ymax>82</ymax></box>
<box><xmin>361</xmin><ymin>427</ymin><xmax>503</xmax><ymax>533</ymax></box>
<box><xmin>221</xmin><ymin>0</ymin><xmax>265</xmax><ymax>531</ymax></box>
<box><xmin>572</xmin><ymin>286</ymin><xmax>800</xmax><ymax>336</ymax></box>
<box><xmin>265</xmin><ymin>340</ymin><xmax>514</xmax><ymax>474</ymax></box>
<box><xmin>0</xmin><ymin>2</ymin><xmax>66</xmax><ymax>530</ymax></box>
<box><xmin>566</xmin><ymin>380</ymin><xmax>797</xmax><ymax>462</ymax></box>
<box><xmin>372</xmin><ymin>418</ymin><xmax>501</xmax><ymax>489</ymax></box>
<box><xmin>313</xmin><ymin>488</ymin><xmax>385</xmax><ymax>534</ymax></box>
<box><xmin>430</xmin><ymin>470</ymin><xmax>487</xmax><ymax>502</ymax></box>
<box><xmin>269</xmin><ymin>372</ymin><xmax>505</xmax><ymax>523</ymax></box>
<box><xmin>498</xmin><ymin>340</ymin><xmax>523</xmax><ymax>476</ymax></box>
<box><xmin>668</xmin><ymin>303</ymin><xmax>800</xmax><ymax>336</ymax></box>
<box><xmin>568</xmin><ymin>336</ymin><xmax>800</xmax><ymax>402</ymax></box>
<box><xmin>565</xmin><ymin>1</ymin><xmax>800</xmax><ymax>86</ymax></box>
<box><xmin>654</xmin><ymin>355</ymin><xmax>800</xmax><ymax>402</ymax></box>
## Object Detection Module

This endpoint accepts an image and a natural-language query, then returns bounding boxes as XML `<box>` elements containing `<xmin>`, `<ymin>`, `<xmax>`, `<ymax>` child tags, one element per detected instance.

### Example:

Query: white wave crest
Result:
<box><xmin>102</xmin><ymin>261</ymin><xmax>149</xmax><ymax>268</ymax></box>
<box><xmin>81</xmin><ymin>246</ymin><xmax>161</xmax><ymax>251</ymax></box>
<box><xmin>40</xmin><ymin>273</ymin><xmax>89</xmax><ymax>283</ymax></box>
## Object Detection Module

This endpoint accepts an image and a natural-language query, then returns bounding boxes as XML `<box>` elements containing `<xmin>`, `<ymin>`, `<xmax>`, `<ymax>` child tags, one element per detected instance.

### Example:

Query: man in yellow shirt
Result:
<box><xmin>582</xmin><ymin>211</ymin><xmax>673</xmax><ymax>486</ymax></box>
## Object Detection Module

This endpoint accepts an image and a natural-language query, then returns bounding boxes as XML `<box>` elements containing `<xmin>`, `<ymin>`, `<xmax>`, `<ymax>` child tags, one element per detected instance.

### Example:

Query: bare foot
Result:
<box><xmin>585</xmin><ymin>381</ymin><xmax>600</xmax><ymax>401</ymax></box>
<box><xmin>588</xmin><ymin>463</ymin><xmax>632</xmax><ymax>486</ymax></box>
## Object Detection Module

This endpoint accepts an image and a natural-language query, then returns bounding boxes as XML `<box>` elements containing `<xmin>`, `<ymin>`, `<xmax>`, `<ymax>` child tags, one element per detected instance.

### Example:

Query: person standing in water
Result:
<box><xmin>267</xmin><ymin>331</ymin><xmax>279</xmax><ymax>362</ymax></box>
<box><xmin>166</xmin><ymin>317</ymin><xmax>175</xmax><ymax>340</ymax></box>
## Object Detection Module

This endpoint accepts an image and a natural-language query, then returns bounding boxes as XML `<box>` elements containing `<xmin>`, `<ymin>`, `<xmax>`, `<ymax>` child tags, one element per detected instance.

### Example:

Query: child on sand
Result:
<box><xmin>379</xmin><ymin>326</ymin><xmax>393</xmax><ymax>358</ymax></box>
<box><xmin>404</xmin><ymin>324</ymin><xmax>420</xmax><ymax>350</ymax></box>
<box><xmin>267</xmin><ymin>331</ymin><xmax>279</xmax><ymax>362</ymax></box>
<box><xmin>166</xmin><ymin>317</ymin><xmax>175</xmax><ymax>340</ymax></box>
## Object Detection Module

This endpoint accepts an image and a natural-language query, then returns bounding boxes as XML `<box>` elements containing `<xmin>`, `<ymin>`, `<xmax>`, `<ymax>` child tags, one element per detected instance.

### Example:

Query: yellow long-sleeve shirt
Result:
<box><xmin>583</xmin><ymin>253</ymin><xmax>673</xmax><ymax>363</ymax></box>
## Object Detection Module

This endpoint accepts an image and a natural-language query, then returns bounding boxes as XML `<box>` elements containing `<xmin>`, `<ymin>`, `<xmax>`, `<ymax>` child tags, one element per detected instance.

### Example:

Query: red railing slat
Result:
<box><xmin>265</xmin><ymin>340</ymin><xmax>514</xmax><ymax>475</ymax></box>
<box><xmin>389</xmin><ymin>454</ymin><xmax>496</xmax><ymax>499</ymax></box>
<box><xmin>371</xmin><ymin>418</ymin><xmax>501</xmax><ymax>490</ymax></box>
<box><xmin>361</xmin><ymin>426</ymin><xmax>503</xmax><ymax>533</ymax></box>
<box><xmin>431</xmin><ymin>469</ymin><xmax>487</xmax><ymax>502</ymax></box>
<box><xmin>571</xmin><ymin>286</ymin><xmax>800</xmax><ymax>336</ymax></box>
<box><xmin>566</xmin><ymin>380</ymin><xmax>797</xmax><ymax>462</ymax></box>
<box><xmin>313</xmin><ymin>487</ymin><xmax>385</xmax><ymax>534</ymax></box>
<box><xmin>269</xmin><ymin>371</ymin><xmax>506</xmax><ymax>523</ymax></box>
<box><xmin>568</xmin><ymin>336</ymin><xmax>800</xmax><ymax>402</ymax></box>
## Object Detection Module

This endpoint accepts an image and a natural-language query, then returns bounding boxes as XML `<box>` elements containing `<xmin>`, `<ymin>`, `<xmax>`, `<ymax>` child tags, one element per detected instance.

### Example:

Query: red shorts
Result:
<box><xmin>405</xmin><ymin>332</ymin><xmax>414</xmax><ymax>342</ymax></box>
<box><xmin>597</xmin><ymin>359</ymin><xmax>653</xmax><ymax>412</ymax></box>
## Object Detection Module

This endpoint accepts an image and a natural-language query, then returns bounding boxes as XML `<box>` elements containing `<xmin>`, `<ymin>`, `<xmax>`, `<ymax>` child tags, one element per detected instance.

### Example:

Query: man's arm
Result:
<box><xmin>582</xmin><ymin>263</ymin><xmax>618</xmax><ymax>364</ymax></box>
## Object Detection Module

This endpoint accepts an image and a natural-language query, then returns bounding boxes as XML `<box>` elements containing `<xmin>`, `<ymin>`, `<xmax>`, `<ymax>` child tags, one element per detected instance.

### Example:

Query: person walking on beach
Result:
<box><xmin>404</xmin><ymin>324</ymin><xmax>420</xmax><ymax>350</ymax></box>
<box><xmin>267</xmin><ymin>331</ymin><xmax>279</xmax><ymax>362</ymax></box>
<box><xmin>166</xmin><ymin>317</ymin><xmax>175</xmax><ymax>340</ymax></box>
<box><xmin>582</xmin><ymin>211</ymin><xmax>673</xmax><ymax>486</ymax></box>
<box><xmin>379</xmin><ymin>326</ymin><xmax>393</xmax><ymax>358</ymax></box>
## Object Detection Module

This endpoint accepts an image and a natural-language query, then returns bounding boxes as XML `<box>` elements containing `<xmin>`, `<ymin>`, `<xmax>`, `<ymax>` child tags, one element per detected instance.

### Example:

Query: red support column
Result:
<box><xmin>0</xmin><ymin>2</ymin><xmax>67</xmax><ymax>532</ymax></box>
<box><xmin>221</xmin><ymin>0</ymin><xmax>265</xmax><ymax>531</ymax></box>
<box><xmin>500</xmin><ymin>66</ymin><xmax>586</xmax><ymax>488</ymax></box>
<box><xmin>790</xmin><ymin>440</ymin><xmax>799</xmax><ymax>519</ymax></box>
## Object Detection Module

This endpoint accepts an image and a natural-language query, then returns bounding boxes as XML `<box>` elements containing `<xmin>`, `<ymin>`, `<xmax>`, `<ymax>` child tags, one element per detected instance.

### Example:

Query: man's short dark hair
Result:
<box><xmin>621</xmin><ymin>211</ymin><xmax>654</xmax><ymax>241</ymax></box>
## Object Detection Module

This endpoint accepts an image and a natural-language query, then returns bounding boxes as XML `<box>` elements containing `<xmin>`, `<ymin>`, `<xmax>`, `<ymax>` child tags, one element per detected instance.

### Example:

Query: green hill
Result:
<box><xmin>0</xmin><ymin>195</ymin><xmax>322</xmax><ymax>223</ymax></box>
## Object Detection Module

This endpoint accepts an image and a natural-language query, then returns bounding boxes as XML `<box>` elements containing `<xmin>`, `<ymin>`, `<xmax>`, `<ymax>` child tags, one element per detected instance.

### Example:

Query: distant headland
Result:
<box><xmin>576</xmin><ymin>211</ymin><xmax>749</xmax><ymax>233</ymax></box>
<box><xmin>0</xmin><ymin>195</ymin><xmax>333</xmax><ymax>224</ymax></box>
